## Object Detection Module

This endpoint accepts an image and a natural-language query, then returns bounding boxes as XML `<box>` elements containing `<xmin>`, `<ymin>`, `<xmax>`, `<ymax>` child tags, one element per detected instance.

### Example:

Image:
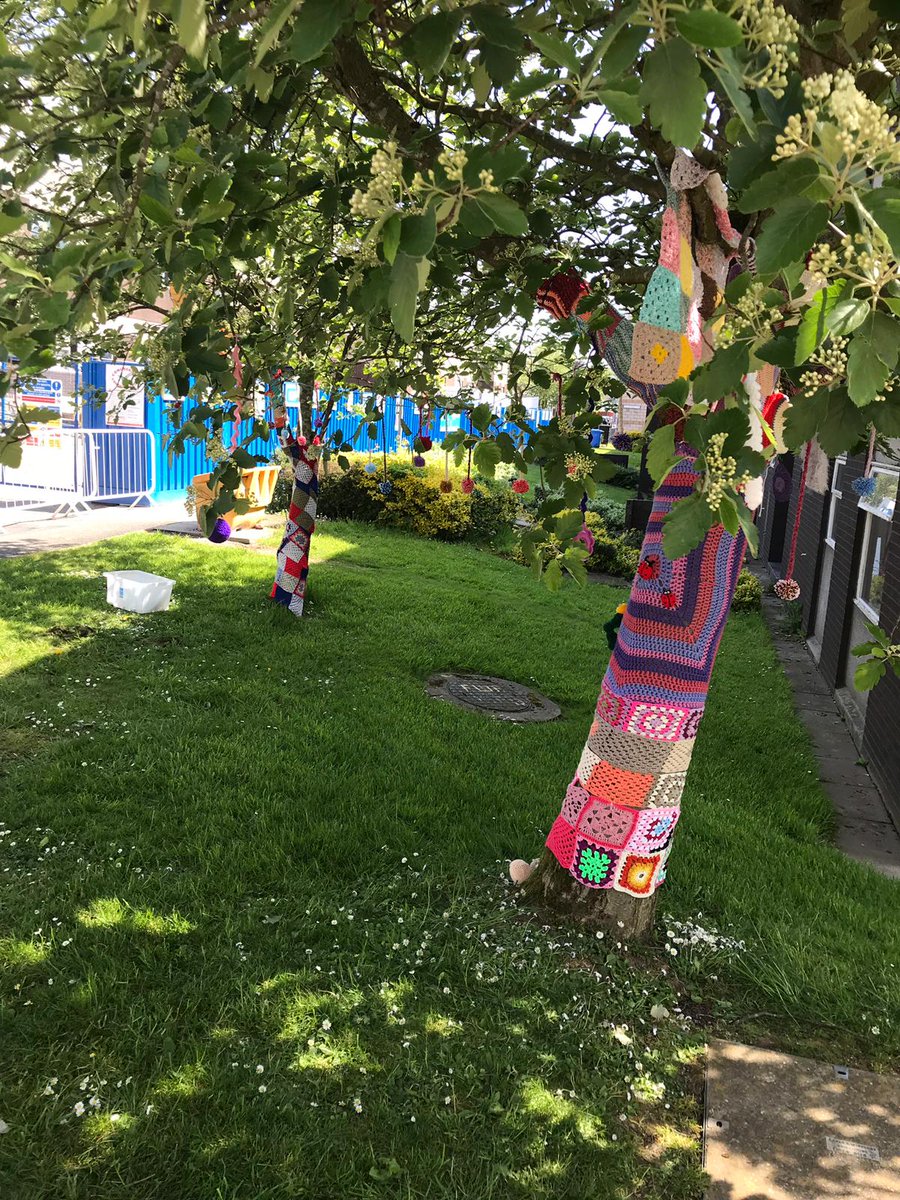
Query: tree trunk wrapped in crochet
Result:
<box><xmin>529</xmin><ymin>151</ymin><xmax>768</xmax><ymax>935</ymax></box>
<box><xmin>270</xmin><ymin>408</ymin><xmax>319</xmax><ymax>619</ymax></box>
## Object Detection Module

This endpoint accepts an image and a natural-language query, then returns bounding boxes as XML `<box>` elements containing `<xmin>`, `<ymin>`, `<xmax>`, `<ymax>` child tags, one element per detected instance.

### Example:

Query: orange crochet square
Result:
<box><xmin>584</xmin><ymin>760</ymin><xmax>653</xmax><ymax>808</ymax></box>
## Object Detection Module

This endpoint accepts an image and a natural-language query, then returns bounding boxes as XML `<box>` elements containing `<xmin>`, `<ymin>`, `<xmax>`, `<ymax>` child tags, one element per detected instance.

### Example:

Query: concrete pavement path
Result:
<box><xmin>0</xmin><ymin>502</ymin><xmax>186</xmax><ymax>558</ymax></box>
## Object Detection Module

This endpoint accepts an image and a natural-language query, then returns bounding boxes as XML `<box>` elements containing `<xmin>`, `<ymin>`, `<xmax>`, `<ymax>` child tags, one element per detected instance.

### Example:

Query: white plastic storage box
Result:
<box><xmin>104</xmin><ymin>570</ymin><xmax>175</xmax><ymax>614</ymax></box>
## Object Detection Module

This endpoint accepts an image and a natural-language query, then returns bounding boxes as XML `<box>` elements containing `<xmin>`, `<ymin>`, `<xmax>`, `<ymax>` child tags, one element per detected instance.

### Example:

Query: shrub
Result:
<box><xmin>586</xmin><ymin>495</ymin><xmax>626</xmax><ymax>531</ymax></box>
<box><xmin>732</xmin><ymin>568</ymin><xmax>762</xmax><ymax>612</ymax></box>
<box><xmin>629</xmin><ymin>433</ymin><xmax>647</xmax><ymax>454</ymax></box>
<box><xmin>305</xmin><ymin>464</ymin><xmax>515</xmax><ymax>544</ymax></box>
<box><xmin>607</xmin><ymin>466</ymin><xmax>640</xmax><ymax>490</ymax></box>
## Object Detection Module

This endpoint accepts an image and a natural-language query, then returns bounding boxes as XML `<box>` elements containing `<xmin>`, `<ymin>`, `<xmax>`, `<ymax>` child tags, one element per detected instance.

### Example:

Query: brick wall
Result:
<box><xmin>818</xmin><ymin>453</ymin><xmax>867</xmax><ymax>689</ymax></box>
<box><xmin>862</xmin><ymin>486</ymin><xmax>900</xmax><ymax>820</ymax></box>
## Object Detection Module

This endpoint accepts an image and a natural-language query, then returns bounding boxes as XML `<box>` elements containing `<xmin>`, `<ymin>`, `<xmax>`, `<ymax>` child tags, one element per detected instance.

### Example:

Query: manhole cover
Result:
<box><xmin>426</xmin><ymin>673</ymin><xmax>560</xmax><ymax>723</ymax></box>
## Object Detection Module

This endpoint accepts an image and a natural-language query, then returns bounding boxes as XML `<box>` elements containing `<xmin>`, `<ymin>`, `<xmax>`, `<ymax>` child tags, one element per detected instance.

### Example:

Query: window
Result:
<box><xmin>825</xmin><ymin>457</ymin><xmax>846</xmax><ymax>547</ymax></box>
<box><xmin>855</xmin><ymin>466</ymin><xmax>898</xmax><ymax>622</ymax></box>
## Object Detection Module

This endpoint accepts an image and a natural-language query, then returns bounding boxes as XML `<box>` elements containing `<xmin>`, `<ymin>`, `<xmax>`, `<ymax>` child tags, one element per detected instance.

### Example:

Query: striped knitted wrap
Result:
<box><xmin>537</xmin><ymin>150</ymin><xmax>752</xmax><ymax>898</ymax></box>
<box><xmin>271</xmin><ymin>425</ymin><xmax>318</xmax><ymax>618</ymax></box>
<box><xmin>546</xmin><ymin>457</ymin><xmax>746</xmax><ymax>895</ymax></box>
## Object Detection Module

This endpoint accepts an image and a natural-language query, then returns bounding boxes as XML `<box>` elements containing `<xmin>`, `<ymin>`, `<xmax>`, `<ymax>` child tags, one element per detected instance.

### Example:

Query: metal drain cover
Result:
<box><xmin>426</xmin><ymin>673</ymin><xmax>560</xmax><ymax>723</ymax></box>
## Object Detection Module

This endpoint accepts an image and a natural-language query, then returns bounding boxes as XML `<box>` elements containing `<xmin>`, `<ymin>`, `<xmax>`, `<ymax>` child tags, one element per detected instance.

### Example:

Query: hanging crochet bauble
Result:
<box><xmin>363</xmin><ymin>462</ymin><xmax>377</xmax><ymax>474</ymax></box>
<box><xmin>612</xmin><ymin>432</ymin><xmax>632</xmax><ymax>451</ymax></box>
<box><xmin>852</xmin><ymin>475</ymin><xmax>877</xmax><ymax>499</ymax></box>
<box><xmin>208</xmin><ymin>517</ymin><xmax>232</xmax><ymax>544</ymax></box>
<box><xmin>511</xmin><ymin>478</ymin><xmax>530</xmax><ymax>495</ymax></box>
<box><xmin>508</xmin><ymin>858</ymin><xmax>534</xmax><ymax>884</ymax></box>
<box><xmin>378</xmin><ymin>480</ymin><xmax>393</xmax><ymax>496</ymax></box>
<box><xmin>419</xmin><ymin>435</ymin><xmax>432</xmax><ymax>451</ymax></box>
<box><xmin>775</xmin><ymin>577</ymin><xmax>801</xmax><ymax>601</ymax></box>
<box><xmin>412</xmin><ymin>454</ymin><xmax>426</xmax><ymax>467</ymax></box>
<box><xmin>461</xmin><ymin>477</ymin><xmax>475</xmax><ymax>495</ymax></box>
<box><xmin>439</xmin><ymin>479</ymin><xmax>453</xmax><ymax>494</ymax></box>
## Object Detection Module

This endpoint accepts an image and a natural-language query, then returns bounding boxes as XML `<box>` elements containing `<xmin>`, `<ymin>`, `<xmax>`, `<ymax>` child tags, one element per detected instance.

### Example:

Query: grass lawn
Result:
<box><xmin>1</xmin><ymin>523</ymin><xmax>898</xmax><ymax>1198</ymax></box>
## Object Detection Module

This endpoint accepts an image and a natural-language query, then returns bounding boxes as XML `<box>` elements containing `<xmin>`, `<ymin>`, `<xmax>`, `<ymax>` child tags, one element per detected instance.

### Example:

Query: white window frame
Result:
<box><xmin>854</xmin><ymin>464</ymin><xmax>898</xmax><ymax>624</ymax></box>
<box><xmin>824</xmin><ymin>455</ymin><xmax>845</xmax><ymax>549</ymax></box>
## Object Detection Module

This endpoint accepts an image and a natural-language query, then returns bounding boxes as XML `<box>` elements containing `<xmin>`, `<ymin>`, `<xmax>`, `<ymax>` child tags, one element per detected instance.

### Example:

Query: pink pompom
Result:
<box><xmin>574</xmin><ymin>526</ymin><xmax>595</xmax><ymax>555</ymax></box>
<box><xmin>461</xmin><ymin>477</ymin><xmax>474</xmax><ymax>495</ymax></box>
<box><xmin>775</xmin><ymin>577</ymin><xmax>800</xmax><ymax>601</ymax></box>
<box><xmin>511</xmin><ymin>478</ymin><xmax>530</xmax><ymax>494</ymax></box>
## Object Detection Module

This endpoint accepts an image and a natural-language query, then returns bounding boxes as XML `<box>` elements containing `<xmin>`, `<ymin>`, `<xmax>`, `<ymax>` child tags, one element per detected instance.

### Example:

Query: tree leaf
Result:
<box><xmin>175</xmin><ymin>0</ymin><xmax>206</xmax><ymax>59</ymax></box>
<box><xmin>389</xmin><ymin>253</ymin><xmax>419</xmax><ymax>342</ymax></box>
<box><xmin>864</xmin><ymin>187</ymin><xmax>900</xmax><ymax>256</ymax></box>
<box><xmin>711</xmin><ymin>48</ymin><xmax>756</xmax><ymax>139</ymax></box>
<box><xmin>399</xmin><ymin>209</ymin><xmax>436</xmax><ymax>258</ymax></box>
<box><xmin>818</xmin><ymin>387</ymin><xmax>867</xmax><ymax>451</ymax></box>
<box><xmin>138</xmin><ymin>192</ymin><xmax>177</xmax><ymax>226</ymax></box>
<box><xmin>407</xmin><ymin>12</ymin><xmax>462</xmax><ymax>77</ymax></box>
<box><xmin>737</xmin><ymin>157</ymin><xmax>824</xmax><ymax>214</ymax></box>
<box><xmin>854</xmin><ymin>657</ymin><xmax>885</xmax><ymax>691</ymax></box>
<box><xmin>842</xmin><ymin>0</ymin><xmax>876</xmax><ymax>43</ymax></box>
<box><xmin>473</xmin><ymin>439</ymin><xmax>501</xmax><ymax>477</ymax></box>
<box><xmin>382</xmin><ymin>214</ymin><xmax>400</xmax><ymax>265</ymax></box>
<box><xmin>646</xmin><ymin>422</ymin><xmax>677</xmax><ymax>487</ymax></box>
<box><xmin>662</xmin><ymin>490</ymin><xmax>714</xmax><ymax>560</ymax></box>
<box><xmin>530</xmin><ymin>29</ymin><xmax>579</xmax><ymax>73</ymax></box>
<box><xmin>600</xmin><ymin>23</ymin><xmax>645</xmax><ymax>79</ymax></box>
<box><xmin>675</xmin><ymin>9</ymin><xmax>743</xmax><ymax>46</ymax></box>
<box><xmin>595</xmin><ymin>85</ymin><xmax>643</xmax><ymax>125</ymax></box>
<box><xmin>847</xmin><ymin>312</ymin><xmax>899</xmax><ymax>406</ymax></box>
<box><xmin>288</xmin><ymin>0</ymin><xmax>354</xmax><ymax>64</ymax></box>
<box><xmin>473</xmin><ymin>192</ymin><xmax>528</xmax><ymax>235</ymax></box>
<box><xmin>795</xmin><ymin>280</ymin><xmax>847</xmax><ymax>364</ymax></box>
<box><xmin>640</xmin><ymin>38</ymin><xmax>707</xmax><ymax>150</ymax></box>
<box><xmin>754</xmin><ymin>197</ymin><xmax>829</xmax><ymax>276</ymax></box>
<box><xmin>828</xmin><ymin>296</ymin><xmax>869</xmax><ymax>337</ymax></box>
<box><xmin>254</xmin><ymin>0</ymin><xmax>302</xmax><ymax>65</ymax></box>
<box><xmin>691</xmin><ymin>342</ymin><xmax>749</xmax><ymax>404</ymax></box>
<box><xmin>543</xmin><ymin>555</ymin><xmax>564</xmax><ymax>591</ymax></box>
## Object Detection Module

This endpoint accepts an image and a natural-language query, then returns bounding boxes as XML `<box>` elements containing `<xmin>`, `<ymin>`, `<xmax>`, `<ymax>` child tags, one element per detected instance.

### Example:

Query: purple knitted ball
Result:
<box><xmin>208</xmin><ymin>518</ymin><xmax>232</xmax><ymax>544</ymax></box>
<box><xmin>611</xmin><ymin>432</ymin><xmax>632</xmax><ymax>451</ymax></box>
<box><xmin>412</xmin><ymin>454</ymin><xmax>426</xmax><ymax>467</ymax></box>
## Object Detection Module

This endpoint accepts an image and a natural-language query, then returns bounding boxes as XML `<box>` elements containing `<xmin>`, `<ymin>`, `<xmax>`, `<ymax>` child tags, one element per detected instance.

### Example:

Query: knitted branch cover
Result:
<box><xmin>548</xmin><ymin>458</ymin><xmax>745</xmax><ymax>896</ymax></box>
<box><xmin>271</xmin><ymin>425</ymin><xmax>318</xmax><ymax>618</ymax></box>
<box><xmin>537</xmin><ymin>151</ymin><xmax>754</xmax><ymax>898</ymax></box>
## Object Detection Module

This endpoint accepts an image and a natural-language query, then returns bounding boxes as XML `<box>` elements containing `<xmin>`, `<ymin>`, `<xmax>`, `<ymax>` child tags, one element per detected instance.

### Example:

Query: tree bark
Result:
<box><xmin>525</xmin><ymin>848</ymin><xmax>658</xmax><ymax>939</ymax></box>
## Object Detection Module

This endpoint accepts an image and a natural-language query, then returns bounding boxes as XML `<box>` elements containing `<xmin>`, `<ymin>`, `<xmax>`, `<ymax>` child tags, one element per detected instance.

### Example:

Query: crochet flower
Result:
<box><xmin>852</xmin><ymin>476</ymin><xmax>877</xmax><ymax>498</ymax></box>
<box><xmin>775</xmin><ymin>577</ymin><xmax>800</xmax><ymax>601</ymax></box>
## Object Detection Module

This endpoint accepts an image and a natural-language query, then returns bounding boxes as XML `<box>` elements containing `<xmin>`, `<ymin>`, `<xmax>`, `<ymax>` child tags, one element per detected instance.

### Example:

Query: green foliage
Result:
<box><xmin>313</xmin><ymin>464</ymin><xmax>517</xmax><ymax>544</ymax></box>
<box><xmin>731</xmin><ymin>568</ymin><xmax>762</xmax><ymax>613</ymax></box>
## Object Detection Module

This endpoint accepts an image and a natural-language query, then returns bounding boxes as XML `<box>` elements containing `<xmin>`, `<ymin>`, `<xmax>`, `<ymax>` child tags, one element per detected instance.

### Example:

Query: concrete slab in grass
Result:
<box><xmin>705</xmin><ymin>1039</ymin><xmax>900</xmax><ymax>1200</ymax></box>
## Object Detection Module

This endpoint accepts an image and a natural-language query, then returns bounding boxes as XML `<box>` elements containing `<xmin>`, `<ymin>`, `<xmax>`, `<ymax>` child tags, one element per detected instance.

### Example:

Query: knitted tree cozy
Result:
<box><xmin>271</xmin><ymin>411</ymin><xmax>319</xmax><ymax>618</ymax></box>
<box><xmin>528</xmin><ymin>151</ymin><xmax>772</xmax><ymax>930</ymax></box>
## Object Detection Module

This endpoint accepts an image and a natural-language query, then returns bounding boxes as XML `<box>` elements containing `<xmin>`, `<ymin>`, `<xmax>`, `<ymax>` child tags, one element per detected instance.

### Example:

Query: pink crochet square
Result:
<box><xmin>562</xmin><ymin>779</ymin><xmax>591</xmax><ymax>826</ymax></box>
<box><xmin>576</xmin><ymin>798</ymin><xmax>638</xmax><ymax>848</ymax></box>
<box><xmin>546</xmin><ymin>815</ymin><xmax>577</xmax><ymax>869</ymax></box>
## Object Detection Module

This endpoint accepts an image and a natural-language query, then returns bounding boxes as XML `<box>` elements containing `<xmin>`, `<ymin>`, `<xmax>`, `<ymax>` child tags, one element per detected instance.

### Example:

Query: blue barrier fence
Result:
<box><xmin>6</xmin><ymin>358</ymin><xmax>557</xmax><ymax>501</ymax></box>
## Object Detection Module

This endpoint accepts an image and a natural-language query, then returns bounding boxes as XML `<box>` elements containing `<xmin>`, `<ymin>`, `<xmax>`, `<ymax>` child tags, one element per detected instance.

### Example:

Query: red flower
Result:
<box><xmin>660</xmin><ymin>589</ymin><xmax>677</xmax><ymax>610</ymax></box>
<box><xmin>637</xmin><ymin>555</ymin><xmax>660</xmax><ymax>580</ymax></box>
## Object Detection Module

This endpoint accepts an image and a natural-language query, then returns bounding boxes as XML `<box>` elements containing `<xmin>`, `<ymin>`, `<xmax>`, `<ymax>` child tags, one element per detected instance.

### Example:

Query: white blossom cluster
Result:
<box><xmin>737</xmin><ymin>0</ymin><xmax>800</xmax><ymax>96</ymax></box>
<box><xmin>808</xmin><ymin>234</ymin><xmax>898</xmax><ymax>295</ymax></box>
<box><xmin>704</xmin><ymin>431</ymin><xmax>752</xmax><ymax>512</ymax></box>
<box><xmin>350</xmin><ymin>141</ymin><xmax>404</xmax><ymax>220</ymax></box>
<box><xmin>798</xmin><ymin>336</ymin><xmax>848</xmax><ymax>396</ymax></box>
<box><xmin>775</xmin><ymin>71</ymin><xmax>900</xmax><ymax>171</ymax></box>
